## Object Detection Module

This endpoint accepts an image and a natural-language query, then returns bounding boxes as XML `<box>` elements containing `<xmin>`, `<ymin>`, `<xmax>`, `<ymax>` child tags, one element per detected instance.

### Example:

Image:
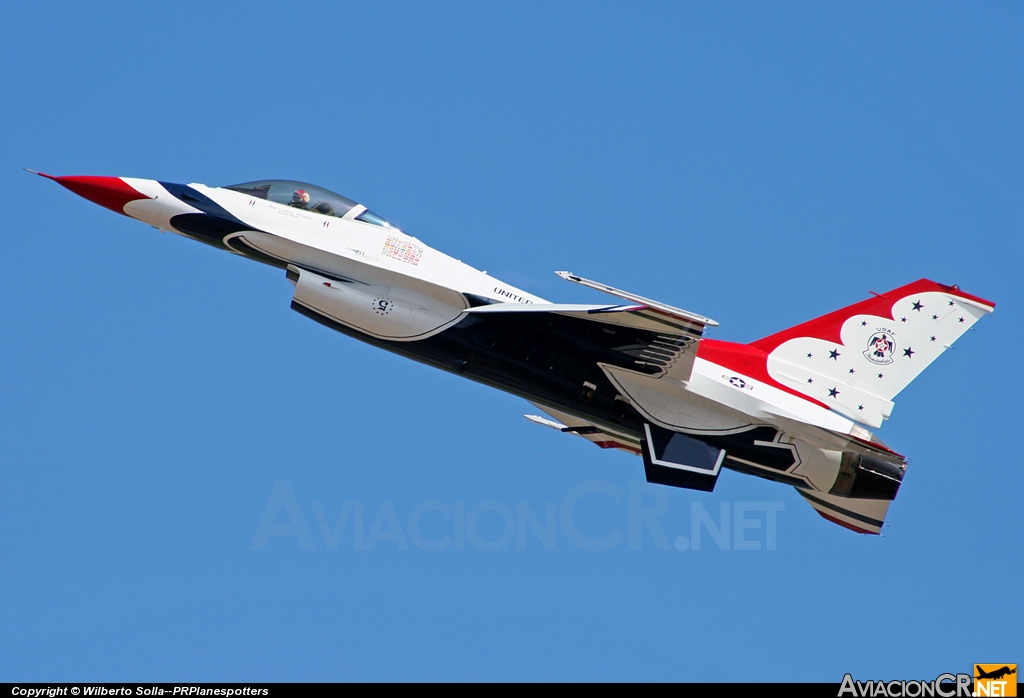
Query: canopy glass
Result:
<box><xmin>225</xmin><ymin>180</ymin><xmax>393</xmax><ymax>228</ymax></box>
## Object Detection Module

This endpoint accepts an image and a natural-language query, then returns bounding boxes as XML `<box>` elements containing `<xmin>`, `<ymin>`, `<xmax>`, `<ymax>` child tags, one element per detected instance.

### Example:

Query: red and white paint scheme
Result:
<box><xmin>39</xmin><ymin>171</ymin><xmax>995</xmax><ymax>535</ymax></box>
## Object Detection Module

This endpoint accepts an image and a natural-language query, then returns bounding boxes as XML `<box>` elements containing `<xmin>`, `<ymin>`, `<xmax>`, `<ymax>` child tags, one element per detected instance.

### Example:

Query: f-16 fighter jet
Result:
<box><xmin>38</xmin><ymin>172</ymin><xmax>995</xmax><ymax>534</ymax></box>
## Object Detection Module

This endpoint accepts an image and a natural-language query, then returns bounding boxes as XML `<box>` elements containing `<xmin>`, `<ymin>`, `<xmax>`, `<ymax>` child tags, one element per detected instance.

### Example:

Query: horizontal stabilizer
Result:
<box><xmin>759</xmin><ymin>412</ymin><xmax>906</xmax><ymax>466</ymax></box>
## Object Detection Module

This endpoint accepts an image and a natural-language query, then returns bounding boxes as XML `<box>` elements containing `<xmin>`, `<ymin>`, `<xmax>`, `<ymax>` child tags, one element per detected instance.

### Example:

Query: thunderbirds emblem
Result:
<box><xmin>864</xmin><ymin>330</ymin><xmax>896</xmax><ymax>365</ymax></box>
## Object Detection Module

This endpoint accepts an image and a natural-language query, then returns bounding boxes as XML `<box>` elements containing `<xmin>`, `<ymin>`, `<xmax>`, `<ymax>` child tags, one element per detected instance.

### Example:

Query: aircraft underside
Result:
<box><xmin>291</xmin><ymin>291</ymin><xmax>901</xmax><ymax>499</ymax></box>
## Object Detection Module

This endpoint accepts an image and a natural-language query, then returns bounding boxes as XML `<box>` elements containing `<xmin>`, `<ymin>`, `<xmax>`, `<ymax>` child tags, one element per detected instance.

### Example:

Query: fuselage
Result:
<box><xmin>48</xmin><ymin>173</ymin><xmax>949</xmax><ymax>534</ymax></box>
<box><xmin>109</xmin><ymin>179</ymin><xmax>840</xmax><ymax>436</ymax></box>
<box><xmin>134</xmin><ymin>177</ymin><xmax>661</xmax><ymax>438</ymax></box>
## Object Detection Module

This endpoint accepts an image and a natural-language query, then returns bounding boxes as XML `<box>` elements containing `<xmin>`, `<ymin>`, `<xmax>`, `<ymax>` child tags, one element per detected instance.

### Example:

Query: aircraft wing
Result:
<box><xmin>465</xmin><ymin>271</ymin><xmax>715</xmax><ymax>384</ymax></box>
<box><xmin>465</xmin><ymin>300</ymin><xmax>709</xmax><ymax>384</ymax></box>
<box><xmin>554</xmin><ymin>271</ymin><xmax>718</xmax><ymax>328</ymax></box>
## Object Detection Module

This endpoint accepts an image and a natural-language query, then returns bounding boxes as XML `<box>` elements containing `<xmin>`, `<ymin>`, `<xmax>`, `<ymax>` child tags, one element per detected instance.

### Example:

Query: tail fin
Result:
<box><xmin>752</xmin><ymin>280</ymin><xmax>994</xmax><ymax>428</ymax></box>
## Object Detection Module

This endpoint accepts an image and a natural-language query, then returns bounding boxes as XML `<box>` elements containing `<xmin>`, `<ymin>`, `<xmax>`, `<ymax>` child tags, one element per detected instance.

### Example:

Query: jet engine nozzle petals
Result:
<box><xmin>39</xmin><ymin>173</ymin><xmax>150</xmax><ymax>215</ymax></box>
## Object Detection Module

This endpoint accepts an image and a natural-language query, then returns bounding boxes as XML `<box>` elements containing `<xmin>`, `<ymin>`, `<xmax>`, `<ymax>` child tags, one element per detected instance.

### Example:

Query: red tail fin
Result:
<box><xmin>751</xmin><ymin>280</ymin><xmax>993</xmax><ymax>353</ymax></box>
<box><xmin>748</xmin><ymin>280</ymin><xmax>994</xmax><ymax>427</ymax></box>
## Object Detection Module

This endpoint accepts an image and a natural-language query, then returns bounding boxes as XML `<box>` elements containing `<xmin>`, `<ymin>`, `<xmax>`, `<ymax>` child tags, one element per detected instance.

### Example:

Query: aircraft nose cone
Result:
<box><xmin>39</xmin><ymin>173</ymin><xmax>150</xmax><ymax>215</ymax></box>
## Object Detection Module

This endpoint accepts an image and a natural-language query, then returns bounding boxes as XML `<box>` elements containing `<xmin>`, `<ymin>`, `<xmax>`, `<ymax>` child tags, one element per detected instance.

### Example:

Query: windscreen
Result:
<box><xmin>224</xmin><ymin>180</ymin><xmax>394</xmax><ymax>228</ymax></box>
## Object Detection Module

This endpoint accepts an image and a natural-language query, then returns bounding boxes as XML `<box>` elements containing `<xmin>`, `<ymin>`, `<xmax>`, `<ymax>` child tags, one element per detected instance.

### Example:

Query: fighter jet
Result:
<box><xmin>37</xmin><ymin>172</ymin><xmax>995</xmax><ymax>534</ymax></box>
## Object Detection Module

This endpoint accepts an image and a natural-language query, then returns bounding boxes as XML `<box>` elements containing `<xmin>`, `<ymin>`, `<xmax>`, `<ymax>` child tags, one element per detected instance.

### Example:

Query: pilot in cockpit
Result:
<box><xmin>311</xmin><ymin>199</ymin><xmax>334</xmax><ymax>216</ymax></box>
<box><xmin>289</xmin><ymin>189</ymin><xmax>311</xmax><ymax>209</ymax></box>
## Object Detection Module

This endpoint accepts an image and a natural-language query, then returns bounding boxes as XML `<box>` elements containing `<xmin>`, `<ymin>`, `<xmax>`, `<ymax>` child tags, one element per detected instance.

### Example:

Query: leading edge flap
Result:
<box><xmin>642</xmin><ymin>423</ymin><xmax>725</xmax><ymax>492</ymax></box>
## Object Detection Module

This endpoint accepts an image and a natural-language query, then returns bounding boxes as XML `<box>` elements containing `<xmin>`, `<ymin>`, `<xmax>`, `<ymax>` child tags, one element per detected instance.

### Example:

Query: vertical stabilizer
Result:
<box><xmin>750</xmin><ymin>280</ymin><xmax>994</xmax><ymax>427</ymax></box>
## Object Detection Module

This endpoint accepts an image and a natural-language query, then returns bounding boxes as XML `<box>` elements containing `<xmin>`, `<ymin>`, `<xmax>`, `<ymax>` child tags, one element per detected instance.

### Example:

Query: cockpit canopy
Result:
<box><xmin>224</xmin><ymin>179</ymin><xmax>393</xmax><ymax>228</ymax></box>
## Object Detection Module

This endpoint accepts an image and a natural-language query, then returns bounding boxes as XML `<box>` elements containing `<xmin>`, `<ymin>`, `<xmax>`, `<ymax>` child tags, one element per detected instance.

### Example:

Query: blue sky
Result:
<box><xmin>1</xmin><ymin>1</ymin><xmax>1020</xmax><ymax>682</ymax></box>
